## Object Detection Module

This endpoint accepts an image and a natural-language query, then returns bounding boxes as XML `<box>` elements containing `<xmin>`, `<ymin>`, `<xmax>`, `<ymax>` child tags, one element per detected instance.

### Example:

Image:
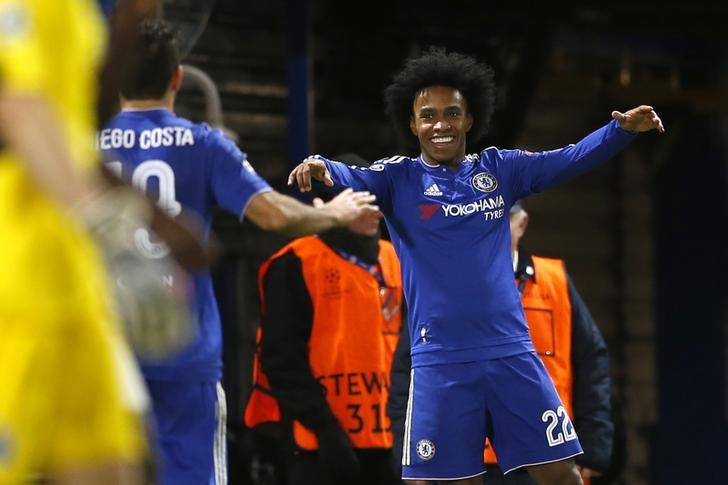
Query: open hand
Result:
<box><xmin>287</xmin><ymin>157</ymin><xmax>333</xmax><ymax>192</ymax></box>
<box><xmin>612</xmin><ymin>105</ymin><xmax>665</xmax><ymax>133</ymax></box>
<box><xmin>316</xmin><ymin>188</ymin><xmax>379</xmax><ymax>229</ymax></box>
<box><xmin>314</xmin><ymin>195</ymin><xmax>383</xmax><ymax>236</ymax></box>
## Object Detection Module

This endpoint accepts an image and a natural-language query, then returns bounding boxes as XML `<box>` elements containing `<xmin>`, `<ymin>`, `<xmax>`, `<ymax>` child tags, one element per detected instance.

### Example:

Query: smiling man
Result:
<box><xmin>288</xmin><ymin>46</ymin><xmax>664</xmax><ymax>485</ymax></box>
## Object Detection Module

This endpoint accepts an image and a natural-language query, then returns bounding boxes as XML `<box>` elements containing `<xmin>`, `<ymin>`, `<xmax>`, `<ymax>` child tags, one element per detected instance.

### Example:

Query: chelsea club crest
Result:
<box><xmin>416</xmin><ymin>438</ymin><xmax>436</xmax><ymax>460</ymax></box>
<box><xmin>471</xmin><ymin>172</ymin><xmax>498</xmax><ymax>193</ymax></box>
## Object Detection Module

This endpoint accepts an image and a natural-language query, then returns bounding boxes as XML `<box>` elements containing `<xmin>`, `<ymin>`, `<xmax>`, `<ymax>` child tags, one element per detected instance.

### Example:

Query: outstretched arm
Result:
<box><xmin>506</xmin><ymin>105</ymin><xmax>665</xmax><ymax>199</ymax></box>
<box><xmin>288</xmin><ymin>155</ymin><xmax>394</xmax><ymax>212</ymax></box>
<box><xmin>205</xmin><ymin>133</ymin><xmax>379</xmax><ymax>237</ymax></box>
<box><xmin>245</xmin><ymin>188</ymin><xmax>379</xmax><ymax>237</ymax></box>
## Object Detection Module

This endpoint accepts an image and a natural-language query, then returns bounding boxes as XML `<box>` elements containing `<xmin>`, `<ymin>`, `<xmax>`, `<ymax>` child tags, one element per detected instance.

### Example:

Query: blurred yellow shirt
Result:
<box><xmin>0</xmin><ymin>0</ymin><xmax>106</xmax><ymax>316</ymax></box>
<box><xmin>0</xmin><ymin>2</ymin><xmax>149</xmax><ymax>478</ymax></box>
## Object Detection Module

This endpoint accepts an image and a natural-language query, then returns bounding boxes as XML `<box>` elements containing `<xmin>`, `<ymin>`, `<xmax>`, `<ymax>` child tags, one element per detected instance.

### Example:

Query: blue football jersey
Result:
<box><xmin>99</xmin><ymin>108</ymin><xmax>272</xmax><ymax>380</ymax></box>
<box><xmin>321</xmin><ymin>119</ymin><xmax>636</xmax><ymax>367</ymax></box>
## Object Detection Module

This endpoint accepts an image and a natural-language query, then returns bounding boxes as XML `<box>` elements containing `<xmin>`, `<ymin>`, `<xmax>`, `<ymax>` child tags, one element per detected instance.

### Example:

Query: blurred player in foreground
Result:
<box><xmin>0</xmin><ymin>0</ymin><xmax>208</xmax><ymax>483</ymax></box>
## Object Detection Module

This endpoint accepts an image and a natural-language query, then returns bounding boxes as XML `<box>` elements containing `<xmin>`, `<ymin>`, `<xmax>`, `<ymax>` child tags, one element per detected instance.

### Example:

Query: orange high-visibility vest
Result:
<box><xmin>244</xmin><ymin>236</ymin><xmax>403</xmax><ymax>450</ymax></box>
<box><xmin>485</xmin><ymin>256</ymin><xmax>573</xmax><ymax>463</ymax></box>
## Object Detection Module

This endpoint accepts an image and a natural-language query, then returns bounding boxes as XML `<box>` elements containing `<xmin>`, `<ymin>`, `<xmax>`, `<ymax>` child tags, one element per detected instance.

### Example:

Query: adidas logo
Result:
<box><xmin>423</xmin><ymin>183</ymin><xmax>443</xmax><ymax>196</ymax></box>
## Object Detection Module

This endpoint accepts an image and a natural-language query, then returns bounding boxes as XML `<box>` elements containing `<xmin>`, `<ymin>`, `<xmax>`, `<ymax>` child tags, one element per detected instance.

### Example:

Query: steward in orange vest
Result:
<box><xmin>245</xmin><ymin>226</ymin><xmax>404</xmax><ymax>485</ymax></box>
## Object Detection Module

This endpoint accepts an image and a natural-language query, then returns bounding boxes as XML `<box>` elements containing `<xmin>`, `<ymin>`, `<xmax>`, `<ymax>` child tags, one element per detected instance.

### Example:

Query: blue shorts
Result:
<box><xmin>401</xmin><ymin>352</ymin><xmax>582</xmax><ymax>480</ymax></box>
<box><xmin>146</xmin><ymin>380</ymin><xmax>228</xmax><ymax>485</ymax></box>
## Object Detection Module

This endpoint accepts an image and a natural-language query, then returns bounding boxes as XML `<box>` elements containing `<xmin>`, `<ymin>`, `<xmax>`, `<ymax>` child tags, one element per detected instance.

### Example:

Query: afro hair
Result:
<box><xmin>383</xmin><ymin>46</ymin><xmax>496</xmax><ymax>152</ymax></box>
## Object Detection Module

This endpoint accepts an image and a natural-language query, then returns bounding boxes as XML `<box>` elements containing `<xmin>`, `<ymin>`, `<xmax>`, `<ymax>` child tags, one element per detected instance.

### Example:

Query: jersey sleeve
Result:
<box><xmin>0</xmin><ymin>1</ymin><xmax>44</xmax><ymax>91</ymax></box>
<box><xmin>495</xmin><ymin>119</ymin><xmax>637</xmax><ymax>200</ymax></box>
<box><xmin>206</xmin><ymin>128</ymin><xmax>272</xmax><ymax>219</ymax></box>
<box><xmin>315</xmin><ymin>154</ymin><xmax>395</xmax><ymax>209</ymax></box>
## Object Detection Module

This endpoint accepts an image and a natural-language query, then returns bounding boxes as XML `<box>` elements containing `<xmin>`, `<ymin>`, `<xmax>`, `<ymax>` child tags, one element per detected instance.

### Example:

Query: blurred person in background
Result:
<box><xmin>245</xmin><ymin>154</ymin><xmax>404</xmax><ymax>485</ymax></box>
<box><xmin>288</xmin><ymin>46</ymin><xmax>663</xmax><ymax>484</ymax></box>
<box><xmin>99</xmin><ymin>20</ymin><xmax>379</xmax><ymax>485</ymax></box>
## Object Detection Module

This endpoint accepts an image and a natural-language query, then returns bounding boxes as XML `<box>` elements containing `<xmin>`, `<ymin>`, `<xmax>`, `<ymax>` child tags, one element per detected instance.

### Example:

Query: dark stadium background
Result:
<box><xmin>160</xmin><ymin>1</ymin><xmax>728</xmax><ymax>483</ymax></box>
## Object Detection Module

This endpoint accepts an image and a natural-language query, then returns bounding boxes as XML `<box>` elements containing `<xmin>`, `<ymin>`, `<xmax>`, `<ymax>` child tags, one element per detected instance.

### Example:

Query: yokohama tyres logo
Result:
<box><xmin>418</xmin><ymin>195</ymin><xmax>505</xmax><ymax>220</ymax></box>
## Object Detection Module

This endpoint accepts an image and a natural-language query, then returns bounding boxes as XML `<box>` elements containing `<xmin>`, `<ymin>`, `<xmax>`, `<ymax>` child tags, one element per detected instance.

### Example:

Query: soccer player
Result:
<box><xmin>0</xmin><ymin>0</ymin><xmax>154</xmax><ymax>483</ymax></box>
<box><xmin>99</xmin><ymin>19</ymin><xmax>378</xmax><ymax>485</ymax></box>
<box><xmin>288</xmin><ymin>46</ymin><xmax>664</xmax><ymax>485</ymax></box>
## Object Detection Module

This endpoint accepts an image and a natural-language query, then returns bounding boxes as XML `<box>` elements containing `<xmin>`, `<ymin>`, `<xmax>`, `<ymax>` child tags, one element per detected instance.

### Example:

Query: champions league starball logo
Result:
<box><xmin>471</xmin><ymin>172</ymin><xmax>498</xmax><ymax>193</ymax></box>
<box><xmin>416</xmin><ymin>438</ymin><xmax>436</xmax><ymax>460</ymax></box>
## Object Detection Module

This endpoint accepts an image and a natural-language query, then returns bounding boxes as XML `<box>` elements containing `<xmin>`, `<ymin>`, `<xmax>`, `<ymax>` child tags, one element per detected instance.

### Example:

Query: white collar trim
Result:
<box><xmin>420</xmin><ymin>156</ymin><xmax>440</xmax><ymax>167</ymax></box>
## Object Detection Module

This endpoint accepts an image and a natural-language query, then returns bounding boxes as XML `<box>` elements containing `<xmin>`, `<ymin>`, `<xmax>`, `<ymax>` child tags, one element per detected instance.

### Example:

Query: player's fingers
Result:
<box><xmin>611</xmin><ymin>110</ymin><xmax>625</xmax><ymax>123</ymax></box>
<box><xmin>293</xmin><ymin>165</ymin><xmax>307</xmax><ymax>189</ymax></box>
<box><xmin>323</xmin><ymin>170</ymin><xmax>334</xmax><ymax>187</ymax></box>
<box><xmin>337</xmin><ymin>187</ymin><xmax>354</xmax><ymax>198</ymax></box>
<box><xmin>363</xmin><ymin>204</ymin><xmax>380</xmax><ymax>213</ymax></box>
<box><xmin>303</xmin><ymin>163</ymin><xmax>313</xmax><ymax>191</ymax></box>
<box><xmin>297</xmin><ymin>164</ymin><xmax>311</xmax><ymax>192</ymax></box>
<box><xmin>351</xmin><ymin>191</ymin><xmax>376</xmax><ymax>204</ymax></box>
<box><xmin>287</xmin><ymin>167</ymin><xmax>297</xmax><ymax>186</ymax></box>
